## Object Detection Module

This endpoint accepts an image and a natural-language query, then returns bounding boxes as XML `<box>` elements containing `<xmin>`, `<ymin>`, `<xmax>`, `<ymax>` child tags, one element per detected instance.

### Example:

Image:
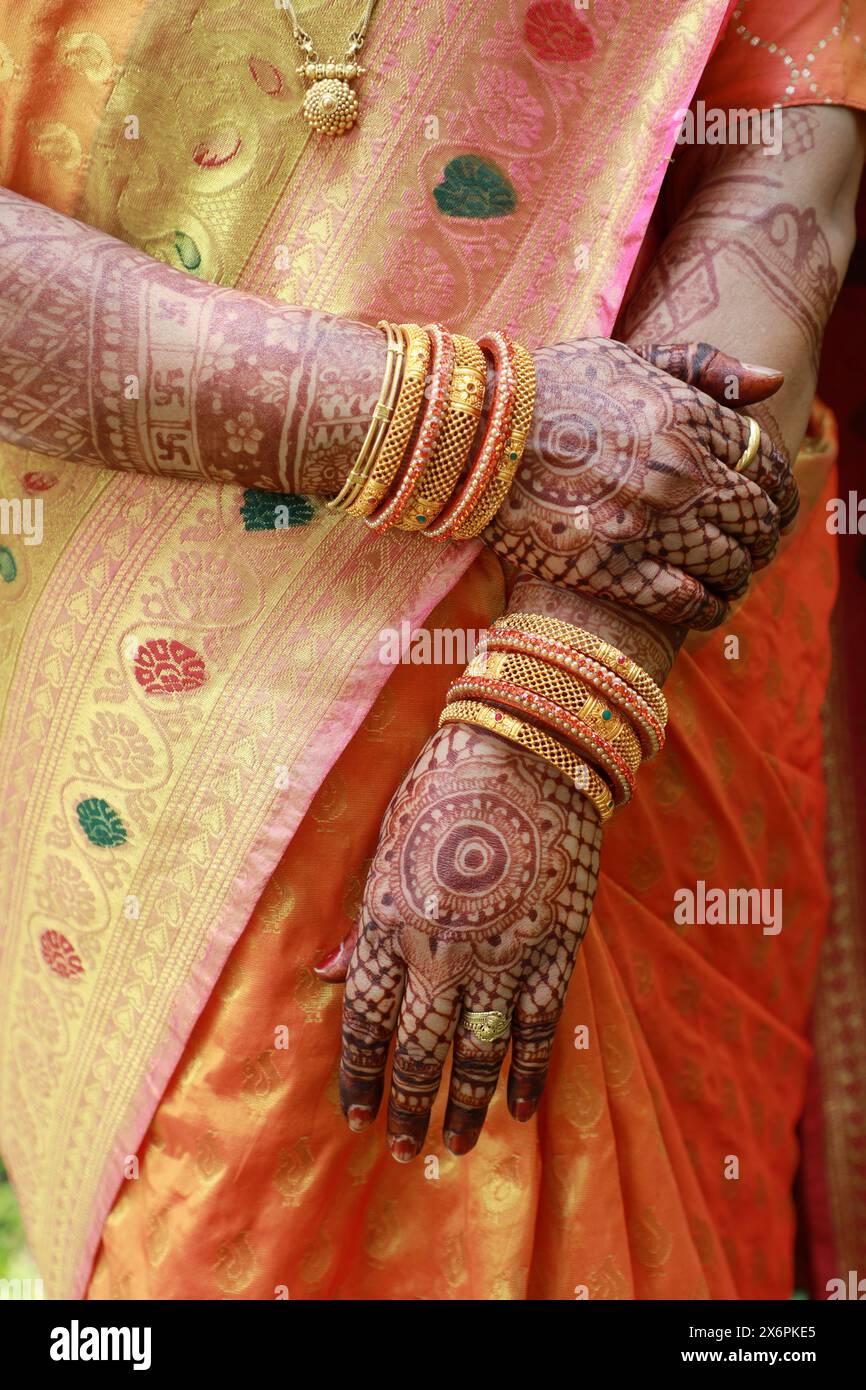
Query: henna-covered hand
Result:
<box><xmin>489</xmin><ymin>337</ymin><xmax>795</xmax><ymax>629</ymax></box>
<box><xmin>323</xmin><ymin>722</ymin><xmax>600</xmax><ymax>1160</ymax></box>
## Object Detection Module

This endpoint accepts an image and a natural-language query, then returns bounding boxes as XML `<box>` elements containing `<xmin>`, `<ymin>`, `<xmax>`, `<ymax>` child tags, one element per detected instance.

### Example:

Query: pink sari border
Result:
<box><xmin>599</xmin><ymin>6</ymin><xmax>734</xmax><ymax>338</ymax></box>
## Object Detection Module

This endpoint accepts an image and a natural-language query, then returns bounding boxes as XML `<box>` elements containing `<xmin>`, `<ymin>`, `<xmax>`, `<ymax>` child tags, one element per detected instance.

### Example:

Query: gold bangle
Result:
<box><xmin>734</xmin><ymin>415</ymin><xmax>761</xmax><ymax>473</ymax></box>
<box><xmin>345</xmin><ymin>323</ymin><xmax>430</xmax><ymax>519</ymax></box>
<box><xmin>467</xmin><ymin>649</ymin><xmax>642</xmax><ymax>772</ymax></box>
<box><xmin>493</xmin><ymin>613</ymin><xmax>668</xmax><ymax>726</ymax></box>
<box><xmin>396</xmin><ymin>334</ymin><xmax>487</xmax><ymax>532</ymax></box>
<box><xmin>439</xmin><ymin>698</ymin><xmax>615</xmax><ymax>822</ymax></box>
<box><xmin>452</xmin><ymin>341</ymin><xmax>536</xmax><ymax>540</ymax></box>
<box><xmin>328</xmin><ymin>321</ymin><xmax>404</xmax><ymax>513</ymax></box>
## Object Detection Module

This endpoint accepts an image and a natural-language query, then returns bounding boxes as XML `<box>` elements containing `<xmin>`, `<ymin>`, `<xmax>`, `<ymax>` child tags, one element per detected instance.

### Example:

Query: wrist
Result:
<box><xmin>290</xmin><ymin>314</ymin><xmax>389</xmax><ymax>495</ymax></box>
<box><xmin>507</xmin><ymin>575</ymin><xmax>680</xmax><ymax>686</ymax></box>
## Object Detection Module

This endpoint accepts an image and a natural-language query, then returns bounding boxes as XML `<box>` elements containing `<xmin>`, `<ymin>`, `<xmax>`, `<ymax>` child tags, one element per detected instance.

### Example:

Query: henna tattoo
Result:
<box><xmin>623</xmin><ymin>105</ymin><xmax>861</xmax><ymax>474</ymax></box>
<box><xmin>0</xmin><ymin>188</ymin><xmax>790</xmax><ymax>626</ymax></box>
<box><xmin>626</xmin><ymin>186</ymin><xmax>839</xmax><ymax>375</ymax></box>
<box><xmin>339</xmin><ymin>722</ymin><xmax>600</xmax><ymax>1158</ymax></box>
<box><xmin>0</xmin><ymin>189</ymin><xmax>792</xmax><ymax>624</ymax></box>
<box><xmin>335</xmin><ymin>109</ymin><xmax>863</xmax><ymax>1162</ymax></box>
<box><xmin>0</xmin><ymin>187</ymin><xmax>385</xmax><ymax>494</ymax></box>
<box><xmin>486</xmin><ymin>336</ymin><xmax>788</xmax><ymax>629</ymax></box>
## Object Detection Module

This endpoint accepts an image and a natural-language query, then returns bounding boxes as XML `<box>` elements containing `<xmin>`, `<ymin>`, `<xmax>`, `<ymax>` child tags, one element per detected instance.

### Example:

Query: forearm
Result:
<box><xmin>623</xmin><ymin>105</ymin><xmax>864</xmax><ymax>460</ymax></box>
<box><xmin>512</xmin><ymin>105</ymin><xmax>864</xmax><ymax>681</ymax></box>
<box><xmin>0</xmin><ymin>187</ymin><xmax>385</xmax><ymax>493</ymax></box>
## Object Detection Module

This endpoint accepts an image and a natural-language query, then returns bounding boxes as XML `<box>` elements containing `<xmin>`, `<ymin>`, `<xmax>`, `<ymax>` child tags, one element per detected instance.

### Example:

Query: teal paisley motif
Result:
<box><xmin>433</xmin><ymin>156</ymin><xmax>517</xmax><ymax>220</ymax></box>
<box><xmin>174</xmin><ymin>230</ymin><xmax>202</xmax><ymax>270</ymax></box>
<box><xmin>0</xmin><ymin>546</ymin><xmax>16</xmax><ymax>582</ymax></box>
<box><xmin>241</xmin><ymin>489</ymin><xmax>315</xmax><ymax>531</ymax></box>
<box><xmin>76</xmin><ymin>797</ymin><xmax>128</xmax><ymax>848</ymax></box>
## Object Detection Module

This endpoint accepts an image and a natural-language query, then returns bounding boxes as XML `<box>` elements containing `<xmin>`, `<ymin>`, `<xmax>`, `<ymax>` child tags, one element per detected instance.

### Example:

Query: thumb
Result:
<box><xmin>631</xmin><ymin>341</ymin><xmax>784</xmax><ymax>405</ymax></box>
<box><xmin>313</xmin><ymin>920</ymin><xmax>359</xmax><ymax>982</ymax></box>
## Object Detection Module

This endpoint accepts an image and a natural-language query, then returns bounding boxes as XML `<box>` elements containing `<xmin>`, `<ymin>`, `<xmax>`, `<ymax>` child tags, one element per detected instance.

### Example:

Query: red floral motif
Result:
<box><xmin>22</xmin><ymin>471</ymin><xmax>58</xmax><ymax>492</ymax></box>
<box><xmin>524</xmin><ymin>0</ymin><xmax>594</xmax><ymax>61</ymax></box>
<box><xmin>40</xmin><ymin>930</ymin><xmax>84</xmax><ymax>980</ymax></box>
<box><xmin>248</xmin><ymin>56</ymin><xmax>284</xmax><ymax>95</ymax></box>
<box><xmin>132</xmin><ymin>638</ymin><xmax>207</xmax><ymax>695</ymax></box>
<box><xmin>192</xmin><ymin>130</ymin><xmax>242</xmax><ymax>168</ymax></box>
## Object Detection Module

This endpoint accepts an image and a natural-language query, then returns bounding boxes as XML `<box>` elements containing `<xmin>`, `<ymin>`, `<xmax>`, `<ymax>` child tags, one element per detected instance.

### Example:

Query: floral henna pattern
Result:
<box><xmin>487</xmin><ymin>336</ymin><xmax>790</xmax><ymax>629</ymax></box>
<box><xmin>339</xmin><ymin>722</ymin><xmax>601</xmax><ymax>1159</ymax></box>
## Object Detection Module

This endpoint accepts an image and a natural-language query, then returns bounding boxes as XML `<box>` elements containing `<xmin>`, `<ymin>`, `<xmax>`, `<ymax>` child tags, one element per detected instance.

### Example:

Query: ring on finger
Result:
<box><xmin>462</xmin><ymin>1009</ymin><xmax>510</xmax><ymax>1042</ymax></box>
<box><xmin>734</xmin><ymin>416</ymin><xmax>761</xmax><ymax>473</ymax></box>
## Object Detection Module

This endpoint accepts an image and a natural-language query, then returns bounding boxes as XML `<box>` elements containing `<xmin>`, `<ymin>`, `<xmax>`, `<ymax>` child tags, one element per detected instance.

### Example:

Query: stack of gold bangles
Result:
<box><xmin>328</xmin><ymin>320</ymin><xmax>536</xmax><ymax>539</ymax></box>
<box><xmin>439</xmin><ymin>612</ymin><xmax>669</xmax><ymax>823</ymax></box>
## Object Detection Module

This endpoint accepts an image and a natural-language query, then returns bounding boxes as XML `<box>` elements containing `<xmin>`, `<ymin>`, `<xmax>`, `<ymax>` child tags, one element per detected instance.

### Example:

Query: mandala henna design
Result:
<box><xmin>486</xmin><ymin>336</ymin><xmax>788</xmax><ymax>629</ymax></box>
<box><xmin>339</xmin><ymin>722</ymin><xmax>601</xmax><ymax>1159</ymax></box>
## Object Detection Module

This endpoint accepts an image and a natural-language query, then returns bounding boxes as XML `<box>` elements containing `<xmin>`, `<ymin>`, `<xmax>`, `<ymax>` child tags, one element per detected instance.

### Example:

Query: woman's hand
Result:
<box><xmin>326</xmin><ymin>721</ymin><xmax>601</xmax><ymax>1160</ymax></box>
<box><xmin>488</xmin><ymin>337</ymin><xmax>796</xmax><ymax>629</ymax></box>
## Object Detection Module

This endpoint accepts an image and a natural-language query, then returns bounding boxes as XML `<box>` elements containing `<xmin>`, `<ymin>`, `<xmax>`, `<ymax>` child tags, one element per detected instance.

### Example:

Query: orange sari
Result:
<box><xmin>84</xmin><ymin>409</ymin><xmax>840</xmax><ymax>1299</ymax></box>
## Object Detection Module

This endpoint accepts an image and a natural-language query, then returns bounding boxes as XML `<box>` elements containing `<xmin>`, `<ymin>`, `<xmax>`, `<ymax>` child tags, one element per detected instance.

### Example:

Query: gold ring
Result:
<box><xmin>734</xmin><ymin>416</ymin><xmax>761</xmax><ymax>473</ymax></box>
<box><xmin>461</xmin><ymin>1009</ymin><xmax>510</xmax><ymax>1043</ymax></box>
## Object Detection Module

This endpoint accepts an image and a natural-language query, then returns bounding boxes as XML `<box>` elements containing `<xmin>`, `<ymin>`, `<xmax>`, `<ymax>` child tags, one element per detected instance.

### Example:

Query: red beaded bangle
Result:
<box><xmin>485</xmin><ymin>628</ymin><xmax>665</xmax><ymax>757</ymax></box>
<box><xmin>366</xmin><ymin>323</ymin><xmax>455</xmax><ymax>533</ymax></box>
<box><xmin>423</xmin><ymin>331</ymin><xmax>516</xmax><ymax>541</ymax></box>
<box><xmin>446</xmin><ymin>673</ymin><xmax>636</xmax><ymax>805</ymax></box>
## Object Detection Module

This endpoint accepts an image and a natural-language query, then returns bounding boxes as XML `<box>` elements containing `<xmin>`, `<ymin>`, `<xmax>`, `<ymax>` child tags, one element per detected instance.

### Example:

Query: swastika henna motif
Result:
<box><xmin>0</xmin><ymin>188</ymin><xmax>384</xmax><ymax>494</ymax></box>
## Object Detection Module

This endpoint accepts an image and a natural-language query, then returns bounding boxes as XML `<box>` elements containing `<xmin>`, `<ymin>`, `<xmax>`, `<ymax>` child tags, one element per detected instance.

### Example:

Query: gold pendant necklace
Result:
<box><xmin>281</xmin><ymin>0</ymin><xmax>380</xmax><ymax>135</ymax></box>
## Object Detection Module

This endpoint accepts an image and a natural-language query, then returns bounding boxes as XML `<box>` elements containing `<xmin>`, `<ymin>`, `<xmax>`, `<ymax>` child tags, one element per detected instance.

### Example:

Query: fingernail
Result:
<box><xmin>740</xmin><ymin>362</ymin><xmax>781</xmax><ymax>378</ymax></box>
<box><xmin>314</xmin><ymin>939</ymin><xmax>353</xmax><ymax>981</ymax></box>
<box><xmin>387</xmin><ymin>1134</ymin><xmax>418</xmax><ymax>1163</ymax></box>
<box><xmin>513</xmin><ymin>1097</ymin><xmax>537</xmax><ymax>1123</ymax></box>
<box><xmin>347</xmin><ymin>1104</ymin><xmax>373</xmax><ymax>1132</ymax></box>
<box><xmin>444</xmin><ymin>1128</ymin><xmax>479</xmax><ymax>1156</ymax></box>
<box><xmin>314</xmin><ymin>945</ymin><xmax>342</xmax><ymax>973</ymax></box>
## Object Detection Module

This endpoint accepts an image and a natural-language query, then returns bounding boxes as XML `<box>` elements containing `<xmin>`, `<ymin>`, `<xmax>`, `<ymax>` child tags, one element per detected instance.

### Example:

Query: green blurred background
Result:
<box><xmin>0</xmin><ymin>1157</ymin><xmax>38</xmax><ymax>1286</ymax></box>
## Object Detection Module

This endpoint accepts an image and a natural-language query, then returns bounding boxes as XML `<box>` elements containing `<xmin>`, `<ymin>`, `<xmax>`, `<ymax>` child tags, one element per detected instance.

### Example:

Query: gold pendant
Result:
<box><xmin>297</xmin><ymin>61</ymin><xmax>365</xmax><ymax>135</ymax></box>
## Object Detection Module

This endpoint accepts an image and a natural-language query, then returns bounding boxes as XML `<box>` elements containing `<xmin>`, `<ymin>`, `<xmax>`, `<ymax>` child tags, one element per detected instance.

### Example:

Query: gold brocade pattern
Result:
<box><xmin>83</xmin><ymin>0</ymin><xmax>351</xmax><ymax>285</ymax></box>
